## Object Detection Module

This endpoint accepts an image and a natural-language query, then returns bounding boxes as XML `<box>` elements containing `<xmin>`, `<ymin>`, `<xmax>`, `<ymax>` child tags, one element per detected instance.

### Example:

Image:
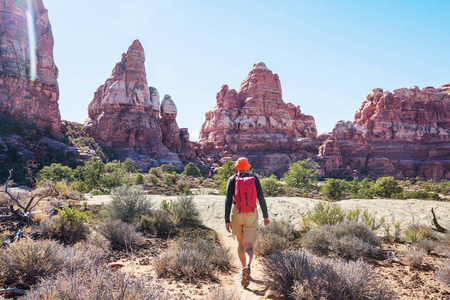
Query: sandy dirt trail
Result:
<box><xmin>216</xmin><ymin>229</ymin><xmax>275</xmax><ymax>299</ymax></box>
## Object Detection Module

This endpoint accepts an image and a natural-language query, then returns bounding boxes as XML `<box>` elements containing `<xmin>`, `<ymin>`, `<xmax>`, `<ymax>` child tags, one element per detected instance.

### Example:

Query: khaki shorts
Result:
<box><xmin>230</xmin><ymin>205</ymin><xmax>259</xmax><ymax>243</ymax></box>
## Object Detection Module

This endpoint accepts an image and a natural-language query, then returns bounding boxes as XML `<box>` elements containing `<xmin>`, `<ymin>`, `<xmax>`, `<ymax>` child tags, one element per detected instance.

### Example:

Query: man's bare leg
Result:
<box><xmin>237</xmin><ymin>237</ymin><xmax>247</xmax><ymax>268</ymax></box>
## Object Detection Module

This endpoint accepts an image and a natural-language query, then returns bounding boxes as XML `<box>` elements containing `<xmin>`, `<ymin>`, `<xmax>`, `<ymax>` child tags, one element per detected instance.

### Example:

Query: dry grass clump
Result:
<box><xmin>255</xmin><ymin>219</ymin><xmax>295</xmax><ymax>257</ymax></box>
<box><xmin>203</xmin><ymin>286</ymin><xmax>241</xmax><ymax>300</ymax></box>
<box><xmin>404</xmin><ymin>224</ymin><xmax>436</xmax><ymax>243</ymax></box>
<box><xmin>154</xmin><ymin>237</ymin><xmax>232</xmax><ymax>280</ymax></box>
<box><xmin>301</xmin><ymin>221</ymin><xmax>380</xmax><ymax>259</ymax></box>
<box><xmin>40</xmin><ymin>215</ymin><xmax>90</xmax><ymax>243</ymax></box>
<box><xmin>414</xmin><ymin>238</ymin><xmax>437</xmax><ymax>253</ymax></box>
<box><xmin>104</xmin><ymin>185</ymin><xmax>153</xmax><ymax>223</ymax></box>
<box><xmin>435</xmin><ymin>259</ymin><xmax>450</xmax><ymax>285</ymax></box>
<box><xmin>24</xmin><ymin>266</ymin><xmax>170</xmax><ymax>300</ymax></box>
<box><xmin>171</xmin><ymin>195</ymin><xmax>202</xmax><ymax>227</ymax></box>
<box><xmin>402</xmin><ymin>247</ymin><xmax>427</xmax><ymax>267</ymax></box>
<box><xmin>139</xmin><ymin>210</ymin><xmax>177</xmax><ymax>238</ymax></box>
<box><xmin>0</xmin><ymin>239</ymin><xmax>106</xmax><ymax>287</ymax></box>
<box><xmin>262</xmin><ymin>250</ymin><xmax>395</xmax><ymax>299</ymax></box>
<box><xmin>85</xmin><ymin>231</ymin><xmax>111</xmax><ymax>251</ymax></box>
<box><xmin>97</xmin><ymin>219</ymin><xmax>143</xmax><ymax>249</ymax></box>
<box><xmin>0</xmin><ymin>239</ymin><xmax>66</xmax><ymax>285</ymax></box>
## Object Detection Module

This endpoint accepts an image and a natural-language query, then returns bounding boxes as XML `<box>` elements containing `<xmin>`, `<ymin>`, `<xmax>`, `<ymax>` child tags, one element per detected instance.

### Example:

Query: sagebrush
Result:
<box><xmin>262</xmin><ymin>250</ymin><xmax>395</xmax><ymax>299</ymax></box>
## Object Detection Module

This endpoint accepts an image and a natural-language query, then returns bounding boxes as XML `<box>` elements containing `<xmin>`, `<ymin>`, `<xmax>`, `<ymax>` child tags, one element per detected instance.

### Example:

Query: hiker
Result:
<box><xmin>225</xmin><ymin>157</ymin><xmax>270</xmax><ymax>288</ymax></box>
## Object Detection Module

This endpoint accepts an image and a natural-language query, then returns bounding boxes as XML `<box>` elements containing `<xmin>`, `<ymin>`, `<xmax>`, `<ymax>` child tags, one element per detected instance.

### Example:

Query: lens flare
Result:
<box><xmin>26</xmin><ymin>0</ymin><xmax>37</xmax><ymax>81</ymax></box>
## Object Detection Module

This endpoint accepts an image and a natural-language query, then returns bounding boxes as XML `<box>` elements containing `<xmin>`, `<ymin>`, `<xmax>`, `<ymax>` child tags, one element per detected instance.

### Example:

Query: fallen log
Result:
<box><xmin>431</xmin><ymin>208</ymin><xmax>448</xmax><ymax>233</ymax></box>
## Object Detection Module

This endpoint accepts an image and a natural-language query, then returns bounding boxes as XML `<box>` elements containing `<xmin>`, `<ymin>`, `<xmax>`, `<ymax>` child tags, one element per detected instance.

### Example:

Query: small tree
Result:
<box><xmin>135</xmin><ymin>173</ymin><xmax>145</xmax><ymax>185</ymax></box>
<box><xmin>182</xmin><ymin>162</ymin><xmax>201</xmax><ymax>178</ymax></box>
<box><xmin>261</xmin><ymin>175</ymin><xmax>285</xmax><ymax>196</ymax></box>
<box><xmin>322</xmin><ymin>178</ymin><xmax>349</xmax><ymax>200</ymax></box>
<box><xmin>214</xmin><ymin>160</ymin><xmax>237</xmax><ymax>185</ymax></box>
<box><xmin>283</xmin><ymin>159</ymin><xmax>319</xmax><ymax>189</ymax></box>
<box><xmin>372</xmin><ymin>177</ymin><xmax>402</xmax><ymax>198</ymax></box>
<box><xmin>104</xmin><ymin>185</ymin><xmax>153</xmax><ymax>223</ymax></box>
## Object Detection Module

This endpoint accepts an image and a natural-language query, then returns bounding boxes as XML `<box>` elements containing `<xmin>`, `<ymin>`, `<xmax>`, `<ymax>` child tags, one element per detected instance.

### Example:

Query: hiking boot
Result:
<box><xmin>241</xmin><ymin>266</ymin><xmax>250</xmax><ymax>288</ymax></box>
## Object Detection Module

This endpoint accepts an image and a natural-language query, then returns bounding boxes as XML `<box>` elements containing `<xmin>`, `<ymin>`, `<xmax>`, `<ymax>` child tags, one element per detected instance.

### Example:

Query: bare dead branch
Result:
<box><xmin>431</xmin><ymin>208</ymin><xmax>448</xmax><ymax>233</ymax></box>
<box><xmin>2</xmin><ymin>170</ymin><xmax>26</xmax><ymax>210</ymax></box>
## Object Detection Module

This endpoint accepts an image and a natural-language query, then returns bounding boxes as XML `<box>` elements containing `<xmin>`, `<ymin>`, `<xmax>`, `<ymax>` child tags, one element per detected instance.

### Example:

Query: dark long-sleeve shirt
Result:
<box><xmin>225</xmin><ymin>172</ymin><xmax>269</xmax><ymax>223</ymax></box>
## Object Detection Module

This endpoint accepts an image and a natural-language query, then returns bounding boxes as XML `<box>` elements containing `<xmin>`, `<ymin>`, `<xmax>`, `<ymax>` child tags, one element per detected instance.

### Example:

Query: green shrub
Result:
<box><xmin>97</xmin><ymin>220</ymin><xmax>143</xmax><ymax>249</ymax></box>
<box><xmin>255</xmin><ymin>219</ymin><xmax>295</xmax><ymax>256</ymax></box>
<box><xmin>307</xmin><ymin>202</ymin><xmax>346</xmax><ymax>226</ymax></box>
<box><xmin>322</xmin><ymin>178</ymin><xmax>349</xmax><ymax>200</ymax></box>
<box><xmin>262</xmin><ymin>250</ymin><xmax>395</xmax><ymax>299</ymax></box>
<box><xmin>40</xmin><ymin>205</ymin><xmax>91</xmax><ymax>243</ymax></box>
<box><xmin>0</xmin><ymin>239</ymin><xmax>66</xmax><ymax>285</ymax></box>
<box><xmin>163</xmin><ymin>172</ymin><xmax>180</xmax><ymax>185</ymax></box>
<box><xmin>178</xmin><ymin>181</ymin><xmax>192</xmax><ymax>195</ymax></box>
<box><xmin>182</xmin><ymin>162</ymin><xmax>201</xmax><ymax>177</ymax></box>
<box><xmin>25</xmin><ymin>266</ymin><xmax>170</xmax><ymax>300</ymax></box>
<box><xmin>148</xmin><ymin>174</ymin><xmax>160</xmax><ymax>185</ymax></box>
<box><xmin>261</xmin><ymin>174</ymin><xmax>285</xmax><ymax>196</ymax></box>
<box><xmin>372</xmin><ymin>177</ymin><xmax>403</xmax><ymax>198</ymax></box>
<box><xmin>301</xmin><ymin>221</ymin><xmax>380</xmax><ymax>259</ymax></box>
<box><xmin>38</xmin><ymin>163</ymin><xmax>74</xmax><ymax>181</ymax></box>
<box><xmin>139</xmin><ymin>211</ymin><xmax>177</xmax><ymax>238</ymax></box>
<box><xmin>283</xmin><ymin>159</ymin><xmax>319</xmax><ymax>189</ymax></box>
<box><xmin>198</xmin><ymin>178</ymin><xmax>204</xmax><ymax>185</ymax></box>
<box><xmin>153</xmin><ymin>238</ymin><xmax>232</xmax><ymax>280</ymax></box>
<box><xmin>160</xmin><ymin>164</ymin><xmax>177</xmax><ymax>173</ymax></box>
<box><xmin>213</xmin><ymin>160</ymin><xmax>237</xmax><ymax>185</ymax></box>
<box><xmin>172</xmin><ymin>195</ymin><xmax>202</xmax><ymax>227</ymax></box>
<box><xmin>135</xmin><ymin>173</ymin><xmax>145</xmax><ymax>185</ymax></box>
<box><xmin>104</xmin><ymin>185</ymin><xmax>153</xmax><ymax>223</ymax></box>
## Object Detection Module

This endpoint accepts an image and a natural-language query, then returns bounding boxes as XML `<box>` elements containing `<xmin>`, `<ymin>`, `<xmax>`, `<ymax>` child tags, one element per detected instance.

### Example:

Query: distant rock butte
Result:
<box><xmin>0</xmin><ymin>0</ymin><xmax>61</xmax><ymax>133</ymax></box>
<box><xmin>198</xmin><ymin>62</ymin><xmax>318</xmax><ymax>174</ymax></box>
<box><xmin>84</xmin><ymin>40</ymin><xmax>191</xmax><ymax>170</ymax></box>
<box><xmin>320</xmin><ymin>84</ymin><xmax>450</xmax><ymax>179</ymax></box>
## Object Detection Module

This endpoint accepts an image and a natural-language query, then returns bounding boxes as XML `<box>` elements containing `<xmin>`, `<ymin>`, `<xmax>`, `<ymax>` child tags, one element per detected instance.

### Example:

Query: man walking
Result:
<box><xmin>225</xmin><ymin>157</ymin><xmax>270</xmax><ymax>288</ymax></box>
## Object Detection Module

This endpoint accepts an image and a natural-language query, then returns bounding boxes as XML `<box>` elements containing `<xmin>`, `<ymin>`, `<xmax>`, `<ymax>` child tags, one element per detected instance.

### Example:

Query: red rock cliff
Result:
<box><xmin>198</xmin><ymin>62</ymin><xmax>318</xmax><ymax>174</ymax></box>
<box><xmin>321</xmin><ymin>85</ymin><xmax>450</xmax><ymax>179</ymax></box>
<box><xmin>84</xmin><ymin>40</ymin><xmax>183</xmax><ymax>170</ymax></box>
<box><xmin>0</xmin><ymin>0</ymin><xmax>61</xmax><ymax>133</ymax></box>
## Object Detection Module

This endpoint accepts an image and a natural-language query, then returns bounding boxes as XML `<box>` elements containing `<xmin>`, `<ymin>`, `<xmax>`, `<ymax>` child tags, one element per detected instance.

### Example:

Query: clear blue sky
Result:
<box><xmin>44</xmin><ymin>0</ymin><xmax>450</xmax><ymax>141</ymax></box>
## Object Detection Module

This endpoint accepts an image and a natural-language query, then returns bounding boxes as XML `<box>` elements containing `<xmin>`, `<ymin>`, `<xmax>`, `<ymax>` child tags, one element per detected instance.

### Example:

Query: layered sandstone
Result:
<box><xmin>321</xmin><ymin>85</ymin><xmax>450</xmax><ymax>179</ymax></box>
<box><xmin>160</xmin><ymin>95</ymin><xmax>181</xmax><ymax>153</ymax></box>
<box><xmin>198</xmin><ymin>62</ymin><xmax>318</xmax><ymax>174</ymax></box>
<box><xmin>84</xmin><ymin>40</ymin><xmax>182</xmax><ymax>170</ymax></box>
<box><xmin>0</xmin><ymin>0</ymin><xmax>61</xmax><ymax>133</ymax></box>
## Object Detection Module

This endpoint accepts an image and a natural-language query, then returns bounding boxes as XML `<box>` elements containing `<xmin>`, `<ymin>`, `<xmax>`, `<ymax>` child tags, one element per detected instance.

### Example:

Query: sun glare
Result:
<box><xmin>26</xmin><ymin>0</ymin><xmax>37</xmax><ymax>81</ymax></box>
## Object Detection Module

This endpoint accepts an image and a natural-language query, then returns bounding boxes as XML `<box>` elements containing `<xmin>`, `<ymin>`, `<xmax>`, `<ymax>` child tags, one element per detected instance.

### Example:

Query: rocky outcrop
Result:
<box><xmin>0</xmin><ymin>0</ymin><xmax>61</xmax><ymax>133</ymax></box>
<box><xmin>84</xmin><ymin>40</ymin><xmax>183</xmax><ymax>170</ymax></box>
<box><xmin>160</xmin><ymin>95</ymin><xmax>181</xmax><ymax>153</ymax></box>
<box><xmin>198</xmin><ymin>62</ymin><xmax>318</xmax><ymax>174</ymax></box>
<box><xmin>321</xmin><ymin>85</ymin><xmax>450</xmax><ymax>179</ymax></box>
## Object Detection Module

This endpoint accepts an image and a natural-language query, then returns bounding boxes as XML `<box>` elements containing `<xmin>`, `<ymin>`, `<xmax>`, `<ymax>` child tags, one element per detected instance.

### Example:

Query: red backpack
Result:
<box><xmin>234</xmin><ymin>174</ymin><xmax>257</xmax><ymax>213</ymax></box>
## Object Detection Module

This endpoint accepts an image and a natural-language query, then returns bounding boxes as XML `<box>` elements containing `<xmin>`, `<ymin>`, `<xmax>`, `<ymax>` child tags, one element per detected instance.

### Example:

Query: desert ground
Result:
<box><xmin>84</xmin><ymin>194</ymin><xmax>450</xmax><ymax>299</ymax></box>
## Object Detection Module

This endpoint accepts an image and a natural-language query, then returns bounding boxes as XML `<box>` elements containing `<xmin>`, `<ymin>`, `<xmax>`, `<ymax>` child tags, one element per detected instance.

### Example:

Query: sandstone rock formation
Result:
<box><xmin>198</xmin><ymin>62</ymin><xmax>318</xmax><ymax>174</ymax></box>
<box><xmin>160</xmin><ymin>95</ymin><xmax>181</xmax><ymax>153</ymax></box>
<box><xmin>84</xmin><ymin>40</ymin><xmax>183</xmax><ymax>170</ymax></box>
<box><xmin>0</xmin><ymin>0</ymin><xmax>61</xmax><ymax>133</ymax></box>
<box><xmin>321</xmin><ymin>85</ymin><xmax>450</xmax><ymax>179</ymax></box>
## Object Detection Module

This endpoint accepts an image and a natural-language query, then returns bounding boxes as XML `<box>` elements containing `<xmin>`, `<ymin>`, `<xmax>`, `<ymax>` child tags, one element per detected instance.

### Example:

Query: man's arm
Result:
<box><xmin>224</xmin><ymin>176</ymin><xmax>235</xmax><ymax>224</ymax></box>
<box><xmin>255</xmin><ymin>176</ymin><xmax>269</xmax><ymax>219</ymax></box>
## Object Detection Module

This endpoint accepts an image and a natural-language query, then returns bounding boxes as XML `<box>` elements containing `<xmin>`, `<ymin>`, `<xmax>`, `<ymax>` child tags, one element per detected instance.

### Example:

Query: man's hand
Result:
<box><xmin>264</xmin><ymin>218</ymin><xmax>270</xmax><ymax>226</ymax></box>
<box><xmin>226</xmin><ymin>223</ymin><xmax>232</xmax><ymax>233</ymax></box>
